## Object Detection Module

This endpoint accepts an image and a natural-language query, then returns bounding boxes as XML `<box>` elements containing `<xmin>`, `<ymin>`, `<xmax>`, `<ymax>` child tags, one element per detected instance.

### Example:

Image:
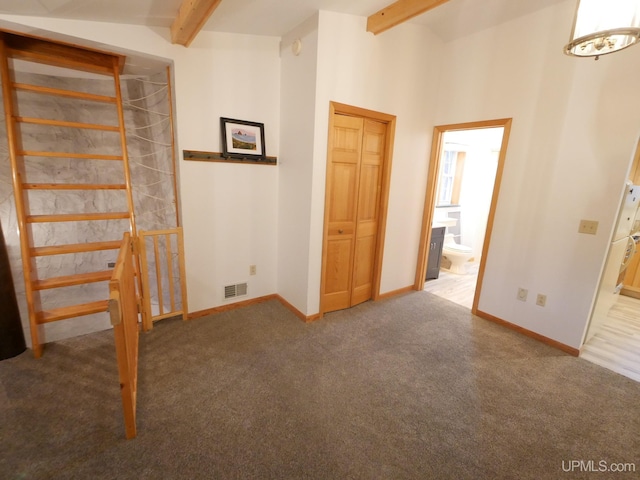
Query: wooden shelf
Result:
<box><xmin>183</xmin><ymin>149</ymin><xmax>277</xmax><ymax>165</ymax></box>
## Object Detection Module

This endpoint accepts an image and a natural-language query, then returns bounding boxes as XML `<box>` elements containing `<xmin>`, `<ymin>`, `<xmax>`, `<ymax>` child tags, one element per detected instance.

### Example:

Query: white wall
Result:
<box><xmin>307</xmin><ymin>11</ymin><xmax>444</xmax><ymax>314</ymax></box>
<box><xmin>4</xmin><ymin>2</ymin><xmax>637</xmax><ymax>350</ymax></box>
<box><xmin>434</xmin><ymin>0</ymin><xmax>640</xmax><ymax>348</ymax></box>
<box><xmin>0</xmin><ymin>16</ymin><xmax>281</xmax><ymax>323</ymax></box>
<box><xmin>277</xmin><ymin>15</ymin><xmax>320</xmax><ymax>315</ymax></box>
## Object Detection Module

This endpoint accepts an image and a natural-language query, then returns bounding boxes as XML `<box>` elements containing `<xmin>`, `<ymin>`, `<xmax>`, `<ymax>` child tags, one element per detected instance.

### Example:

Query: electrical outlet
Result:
<box><xmin>536</xmin><ymin>294</ymin><xmax>547</xmax><ymax>307</ymax></box>
<box><xmin>517</xmin><ymin>287</ymin><xmax>528</xmax><ymax>302</ymax></box>
<box><xmin>107</xmin><ymin>262</ymin><xmax>116</xmax><ymax>268</ymax></box>
<box><xmin>578</xmin><ymin>219</ymin><xmax>598</xmax><ymax>235</ymax></box>
<box><xmin>249</xmin><ymin>265</ymin><xmax>256</xmax><ymax>275</ymax></box>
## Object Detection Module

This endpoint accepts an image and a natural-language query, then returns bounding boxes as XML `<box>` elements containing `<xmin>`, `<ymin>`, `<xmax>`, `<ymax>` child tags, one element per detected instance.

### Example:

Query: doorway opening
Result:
<box><xmin>580</xmin><ymin>140</ymin><xmax>640</xmax><ymax>382</ymax></box>
<box><xmin>414</xmin><ymin>119</ymin><xmax>512</xmax><ymax>314</ymax></box>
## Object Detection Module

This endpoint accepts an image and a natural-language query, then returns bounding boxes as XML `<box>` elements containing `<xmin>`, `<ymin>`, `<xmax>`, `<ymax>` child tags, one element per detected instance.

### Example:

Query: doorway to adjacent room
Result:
<box><xmin>415</xmin><ymin>119</ymin><xmax>512</xmax><ymax>314</ymax></box>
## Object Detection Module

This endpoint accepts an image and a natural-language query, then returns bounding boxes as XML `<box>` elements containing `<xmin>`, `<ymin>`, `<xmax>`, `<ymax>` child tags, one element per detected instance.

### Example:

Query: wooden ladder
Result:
<box><xmin>0</xmin><ymin>32</ymin><xmax>136</xmax><ymax>358</ymax></box>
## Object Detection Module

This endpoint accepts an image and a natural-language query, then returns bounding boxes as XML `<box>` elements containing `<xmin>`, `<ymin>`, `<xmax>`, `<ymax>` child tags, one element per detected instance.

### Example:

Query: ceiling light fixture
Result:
<box><xmin>564</xmin><ymin>0</ymin><xmax>640</xmax><ymax>59</ymax></box>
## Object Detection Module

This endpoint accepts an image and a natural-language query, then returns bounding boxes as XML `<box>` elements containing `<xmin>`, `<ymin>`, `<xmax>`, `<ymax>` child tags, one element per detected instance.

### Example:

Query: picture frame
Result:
<box><xmin>220</xmin><ymin>117</ymin><xmax>266</xmax><ymax>161</ymax></box>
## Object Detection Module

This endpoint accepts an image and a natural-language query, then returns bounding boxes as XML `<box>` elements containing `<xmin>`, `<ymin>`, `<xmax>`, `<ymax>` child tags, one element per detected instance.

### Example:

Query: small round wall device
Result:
<box><xmin>291</xmin><ymin>39</ymin><xmax>302</xmax><ymax>56</ymax></box>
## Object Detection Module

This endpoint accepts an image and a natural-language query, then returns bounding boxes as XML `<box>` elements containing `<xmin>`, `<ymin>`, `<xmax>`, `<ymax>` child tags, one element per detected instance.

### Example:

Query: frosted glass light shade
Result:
<box><xmin>564</xmin><ymin>0</ymin><xmax>640</xmax><ymax>58</ymax></box>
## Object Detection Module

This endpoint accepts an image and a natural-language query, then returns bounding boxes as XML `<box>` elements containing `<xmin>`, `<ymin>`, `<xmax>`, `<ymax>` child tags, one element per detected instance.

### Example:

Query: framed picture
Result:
<box><xmin>220</xmin><ymin>117</ymin><xmax>266</xmax><ymax>161</ymax></box>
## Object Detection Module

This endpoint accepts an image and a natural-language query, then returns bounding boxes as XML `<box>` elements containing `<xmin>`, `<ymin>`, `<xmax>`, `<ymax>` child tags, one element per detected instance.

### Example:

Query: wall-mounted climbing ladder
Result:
<box><xmin>0</xmin><ymin>32</ymin><xmax>136</xmax><ymax>358</ymax></box>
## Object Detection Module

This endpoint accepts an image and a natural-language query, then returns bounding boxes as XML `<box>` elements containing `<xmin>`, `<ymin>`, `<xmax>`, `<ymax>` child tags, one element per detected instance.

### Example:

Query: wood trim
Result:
<box><xmin>170</xmin><ymin>0</ymin><xmax>223</xmax><ymax>47</ymax></box>
<box><xmin>15</xmin><ymin>116</ymin><xmax>119</xmax><ymax>132</ymax></box>
<box><xmin>13</xmin><ymin>82</ymin><xmax>117</xmax><ymax>103</ymax></box>
<box><xmin>188</xmin><ymin>294</ymin><xmax>279</xmax><ymax>319</ymax></box>
<box><xmin>177</xmin><ymin>229</ymin><xmax>189</xmax><ymax>321</ymax></box>
<box><xmin>187</xmin><ymin>294</ymin><xmax>322</xmax><ymax>323</ymax></box>
<box><xmin>367</xmin><ymin>0</ymin><xmax>451</xmax><ymax>35</ymax></box>
<box><xmin>137</xmin><ymin>228</ymin><xmax>189</xmax><ymax>330</ymax></box>
<box><xmin>329</xmin><ymin>101</ymin><xmax>396</xmax><ymax>123</ymax></box>
<box><xmin>318</xmin><ymin>102</ymin><xmax>337</xmax><ymax>317</ymax></box>
<box><xmin>183</xmin><ymin>149</ymin><xmax>277</xmax><ymax>165</ymax></box>
<box><xmin>32</xmin><ymin>270</ymin><xmax>112</xmax><ymax>290</ymax></box>
<box><xmin>1</xmin><ymin>31</ymin><xmax>124</xmax><ymax>75</ymax></box>
<box><xmin>19</xmin><ymin>150</ymin><xmax>123</xmax><ymax>161</ymax></box>
<box><xmin>620</xmin><ymin>286</ymin><xmax>640</xmax><ymax>299</ymax></box>
<box><xmin>112</xmin><ymin>58</ymin><xmax>136</xmax><ymax>237</ymax></box>
<box><xmin>0</xmin><ymin>38</ymin><xmax>42</xmax><ymax>356</ymax></box>
<box><xmin>31</xmin><ymin>240</ymin><xmax>121</xmax><ymax>256</ymax></box>
<box><xmin>22</xmin><ymin>183</ymin><xmax>126</xmax><ymax>190</ymax></box>
<box><xmin>166</xmin><ymin>66</ymin><xmax>181</xmax><ymax>228</ymax></box>
<box><xmin>36</xmin><ymin>300</ymin><xmax>109</xmax><ymax>324</ymax></box>
<box><xmin>414</xmin><ymin>126</ymin><xmax>444</xmax><ymax>289</ymax></box>
<box><xmin>475</xmin><ymin>309</ymin><xmax>580</xmax><ymax>357</ymax></box>
<box><xmin>377</xmin><ymin>285</ymin><xmax>414</xmax><ymax>301</ymax></box>
<box><xmin>413</xmin><ymin>118</ymin><xmax>512</xmax><ymax>319</ymax></box>
<box><xmin>472</xmin><ymin>119</ymin><xmax>512</xmax><ymax>314</ymax></box>
<box><xmin>27</xmin><ymin>212</ymin><xmax>130</xmax><ymax>223</ymax></box>
<box><xmin>372</xmin><ymin>116</ymin><xmax>396</xmax><ymax>301</ymax></box>
<box><xmin>276</xmin><ymin>295</ymin><xmax>321</xmax><ymax>323</ymax></box>
<box><xmin>320</xmin><ymin>101</ymin><xmax>397</xmax><ymax>315</ymax></box>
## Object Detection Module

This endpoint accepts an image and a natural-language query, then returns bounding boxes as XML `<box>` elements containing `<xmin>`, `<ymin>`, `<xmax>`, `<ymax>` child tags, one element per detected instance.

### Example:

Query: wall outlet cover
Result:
<box><xmin>517</xmin><ymin>288</ymin><xmax>528</xmax><ymax>301</ymax></box>
<box><xmin>578</xmin><ymin>219</ymin><xmax>598</xmax><ymax>235</ymax></box>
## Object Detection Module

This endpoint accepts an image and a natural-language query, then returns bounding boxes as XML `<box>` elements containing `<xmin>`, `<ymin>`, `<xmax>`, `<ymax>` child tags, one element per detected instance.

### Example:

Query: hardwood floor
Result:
<box><xmin>423</xmin><ymin>262</ymin><xmax>479</xmax><ymax>309</ymax></box>
<box><xmin>580</xmin><ymin>294</ymin><xmax>640</xmax><ymax>382</ymax></box>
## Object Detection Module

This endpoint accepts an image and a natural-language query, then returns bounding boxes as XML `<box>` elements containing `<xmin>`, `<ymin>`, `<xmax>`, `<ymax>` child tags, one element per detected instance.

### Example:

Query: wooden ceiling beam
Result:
<box><xmin>171</xmin><ymin>0</ymin><xmax>223</xmax><ymax>47</ymax></box>
<box><xmin>367</xmin><ymin>0</ymin><xmax>451</xmax><ymax>35</ymax></box>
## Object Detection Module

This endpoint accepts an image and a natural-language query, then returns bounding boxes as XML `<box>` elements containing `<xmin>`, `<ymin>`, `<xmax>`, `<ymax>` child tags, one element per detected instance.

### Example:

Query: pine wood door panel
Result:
<box><xmin>351</xmin><ymin>234</ymin><xmax>376</xmax><ymax>305</ymax></box>
<box><xmin>323</xmin><ymin>237</ymin><xmax>355</xmax><ymax>311</ymax></box>
<box><xmin>351</xmin><ymin>119</ymin><xmax>385</xmax><ymax>307</ymax></box>
<box><xmin>322</xmin><ymin>110</ymin><xmax>389</xmax><ymax>313</ymax></box>
<box><xmin>329</xmin><ymin>163</ymin><xmax>358</xmax><ymax>222</ymax></box>
<box><xmin>323</xmin><ymin>114</ymin><xmax>364</xmax><ymax>312</ymax></box>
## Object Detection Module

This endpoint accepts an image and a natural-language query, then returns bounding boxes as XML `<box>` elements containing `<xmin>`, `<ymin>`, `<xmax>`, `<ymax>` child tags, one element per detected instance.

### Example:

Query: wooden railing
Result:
<box><xmin>138</xmin><ymin>228</ymin><xmax>188</xmax><ymax>331</ymax></box>
<box><xmin>108</xmin><ymin>232</ymin><xmax>139</xmax><ymax>439</ymax></box>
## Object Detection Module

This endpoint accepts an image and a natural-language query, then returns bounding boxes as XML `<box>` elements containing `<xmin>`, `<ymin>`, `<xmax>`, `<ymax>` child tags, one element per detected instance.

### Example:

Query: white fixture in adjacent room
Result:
<box><xmin>564</xmin><ymin>0</ymin><xmax>640</xmax><ymax>59</ymax></box>
<box><xmin>442</xmin><ymin>233</ymin><xmax>473</xmax><ymax>274</ymax></box>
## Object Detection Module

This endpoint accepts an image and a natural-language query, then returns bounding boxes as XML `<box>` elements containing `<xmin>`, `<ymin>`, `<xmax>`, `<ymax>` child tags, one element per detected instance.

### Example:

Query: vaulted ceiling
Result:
<box><xmin>0</xmin><ymin>0</ymin><xmax>569</xmax><ymax>45</ymax></box>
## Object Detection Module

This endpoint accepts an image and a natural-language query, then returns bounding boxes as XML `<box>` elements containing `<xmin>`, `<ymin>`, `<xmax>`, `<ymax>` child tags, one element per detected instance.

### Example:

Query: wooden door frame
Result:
<box><xmin>319</xmin><ymin>101</ymin><xmax>396</xmax><ymax>316</ymax></box>
<box><xmin>414</xmin><ymin>118</ymin><xmax>512</xmax><ymax>314</ymax></box>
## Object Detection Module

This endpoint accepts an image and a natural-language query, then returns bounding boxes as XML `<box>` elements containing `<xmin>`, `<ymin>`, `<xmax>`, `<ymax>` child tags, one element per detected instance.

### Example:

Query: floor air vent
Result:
<box><xmin>224</xmin><ymin>282</ymin><xmax>248</xmax><ymax>299</ymax></box>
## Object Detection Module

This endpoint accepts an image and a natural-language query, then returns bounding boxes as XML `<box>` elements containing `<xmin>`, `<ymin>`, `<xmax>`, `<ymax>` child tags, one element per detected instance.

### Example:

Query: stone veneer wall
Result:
<box><xmin>0</xmin><ymin>68</ymin><xmax>179</xmax><ymax>346</ymax></box>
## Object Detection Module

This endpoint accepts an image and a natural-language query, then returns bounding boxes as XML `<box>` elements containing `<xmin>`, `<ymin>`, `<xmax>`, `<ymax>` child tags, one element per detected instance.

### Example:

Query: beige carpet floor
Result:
<box><xmin>1</xmin><ymin>291</ymin><xmax>639</xmax><ymax>479</ymax></box>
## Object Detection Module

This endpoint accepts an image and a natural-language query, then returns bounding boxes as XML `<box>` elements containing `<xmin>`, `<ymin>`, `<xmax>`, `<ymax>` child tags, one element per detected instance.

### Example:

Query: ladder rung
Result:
<box><xmin>15</xmin><ymin>116</ymin><xmax>120</xmax><ymax>132</ymax></box>
<box><xmin>31</xmin><ymin>241</ymin><xmax>122</xmax><ymax>256</ymax></box>
<box><xmin>36</xmin><ymin>300</ymin><xmax>109</xmax><ymax>324</ymax></box>
<box><xmin>23</xmin><ymin>183</ymin><xmax>126</xmax><ymax>190</ymax></box>
<box><xmin>27</xmin><ymin>212</ymin><xmax>130</xmax><ymax>223</ymax></box>
<box><xmin>19</xmin><ymin>150</ymin><xmax>123</xmax><ymax>161</ymax></box>
<box><xmin>33</xmin><ymin>270</ymin><xmax>112</xmax><ymax>290</ymax></box>
<box><xmin>12</xmin><ymin>82</ymin><xmax>117</xmax><ymax>104</ymax></box>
